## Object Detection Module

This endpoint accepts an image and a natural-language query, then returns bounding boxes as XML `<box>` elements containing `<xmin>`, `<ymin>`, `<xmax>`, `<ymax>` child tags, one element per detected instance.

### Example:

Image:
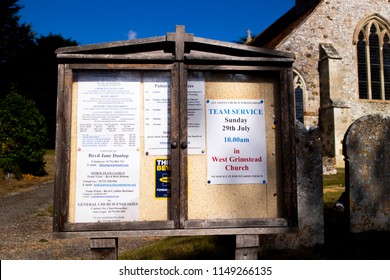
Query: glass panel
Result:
<box><xmin>140</xmin><ymin>71</ymin><xmax>171</xmax><ymax>221</ymax></box>
<box><xmin>384</xmin><ymin>34</ymin><xmax>390</xmax><ymax>100</ymax></box>
<box><xmin>369</xmin><ymin>25</ymin><xmax>381</xmax><ymax>99</ymax></box>
<box><xmin>357</xmin><ymin>31</ymin><xmax>368</xmax><ymax>99</ymax></box>
<box><xmin>69</xmin><ymin>70</ymin><xmax>171</xmax><ymax>223</ymax></box>
<box><xmin>295</xmin><ymin>86</ymin><xmax>304</xmax><ymax>123</ymax></box>
<box><xmin>187</xmin><ymin>72</ymin><xmax>281</xmax><ymax>220</ymax></box>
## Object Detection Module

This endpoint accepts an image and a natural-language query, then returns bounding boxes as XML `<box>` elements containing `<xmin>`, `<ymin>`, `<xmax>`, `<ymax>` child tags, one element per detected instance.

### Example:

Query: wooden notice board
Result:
<box><xmin>54</xmin><ymin>26</ymin><xmax>297</xmax><ymax>237</ymax></box>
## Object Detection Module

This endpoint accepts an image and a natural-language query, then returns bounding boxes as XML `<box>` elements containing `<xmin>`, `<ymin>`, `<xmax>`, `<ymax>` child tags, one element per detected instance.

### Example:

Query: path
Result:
<box><xmin>0</xmin><ymin>183</ymin><xmax>160</xmax><ymax>260</ymax></box>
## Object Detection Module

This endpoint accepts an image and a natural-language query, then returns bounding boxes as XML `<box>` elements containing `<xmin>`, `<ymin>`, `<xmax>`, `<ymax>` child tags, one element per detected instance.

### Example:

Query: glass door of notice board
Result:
<box><xmin>183</xmin><ymin>71</ymin><xmax>284</xmax><ymax>228</ymax></box>
<box><xmin>60</xmin><ymin>67</ymin><xmax>291</xmax><ymax>232</ymax></box>
<box><xmin>69</xmin><ymin>70</ymin><xmax>174</xmax><ymax>226</ymax></box>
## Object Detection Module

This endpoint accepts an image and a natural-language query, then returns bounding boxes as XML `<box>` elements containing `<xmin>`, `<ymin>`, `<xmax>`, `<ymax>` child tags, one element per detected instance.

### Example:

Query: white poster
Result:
<box><xmin>143</xmin><ymin>72</ymin><xmax>206</xmax><ymax>155</ymax></box>
<box><xmin>188</xmin><ymin>74</ymin><xmax>206</xmax><ymax>154</ymax></box>
<box><xmin>75</xmin><ymin>71</ymin><xmax>141</xmax><ymax>222</ymax></box>
<box><xmin>206</xmin><ymin>99</ymin><xmax>267</xmax><ymax>185</ymax></box>
<box><xmin>144</xmin><ymin>72</ymin><xmax>171</xmax><ymax>156</ymax></box>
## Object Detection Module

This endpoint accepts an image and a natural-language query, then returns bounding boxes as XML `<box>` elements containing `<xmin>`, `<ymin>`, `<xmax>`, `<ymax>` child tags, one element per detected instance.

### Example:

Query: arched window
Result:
<box><xmin>354</xmin><ymin>15</ymin><xmax>390</xmax><ymax>100</ymax></box>
<box><xmin>293</xmin><ymin>70</ymin><xmax>306</xmax><ymax>124</ymax></box>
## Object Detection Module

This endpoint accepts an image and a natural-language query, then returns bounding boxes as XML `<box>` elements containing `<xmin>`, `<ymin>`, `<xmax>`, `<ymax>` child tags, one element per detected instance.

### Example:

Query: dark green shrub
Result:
<box><xmin>0</xmin><ymin>87</ymin><xmax>48</xmax><ymax>178</ymax></box>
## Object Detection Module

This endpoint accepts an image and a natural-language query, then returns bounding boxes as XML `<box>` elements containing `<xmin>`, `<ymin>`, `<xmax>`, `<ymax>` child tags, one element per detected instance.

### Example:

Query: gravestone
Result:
<box><xmin>259</xmin><ymin>121</ymin><xmax>324</xmax><ymax>249</ymax></box>
<box><xmin>344</xmin><ymin>114</ymin><xmax>390</xmax><ymax>232</ymax></box>
<box><xmin>292</xmin><ymin>122</ymin><xmax>324</xmax><ymax>246</ymax></box>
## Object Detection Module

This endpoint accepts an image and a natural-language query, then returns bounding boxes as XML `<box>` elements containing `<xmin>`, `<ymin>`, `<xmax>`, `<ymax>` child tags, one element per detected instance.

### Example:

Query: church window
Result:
<box><xmin>293</xmin><ymin>70</ymin><xmax>305</xmax><ymax>124</ymax></box>
<box><xmin>355</xmin><ymin>16</ymin><xmax>390</xmax><ymax>100</ymax></box>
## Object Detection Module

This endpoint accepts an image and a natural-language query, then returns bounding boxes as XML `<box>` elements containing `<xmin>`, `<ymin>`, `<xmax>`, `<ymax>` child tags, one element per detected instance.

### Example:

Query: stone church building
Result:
<box><xmin>249</xmin><ymin>0</ymin><xmax>390</xmax><ymax>172</ymax></box>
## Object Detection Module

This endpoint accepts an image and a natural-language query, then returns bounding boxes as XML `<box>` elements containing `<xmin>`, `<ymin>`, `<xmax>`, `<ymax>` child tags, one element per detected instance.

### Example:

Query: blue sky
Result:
<box><xmin>18</xmin><ymin>0</ymin><xmax>295</xmax><ymax>45</ymax></box>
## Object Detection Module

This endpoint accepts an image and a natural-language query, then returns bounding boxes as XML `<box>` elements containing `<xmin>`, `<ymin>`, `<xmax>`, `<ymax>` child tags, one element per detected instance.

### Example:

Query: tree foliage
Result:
<box><xmin>0</xmin><ymin>0</ymin><xmax>79</xmax><ymax>177</ymax></box>
<box><xmin>1</xmin><ymin>0</ymin><xmax>78</xmax><ymax>148</ymax></box>
<box><xmin>0</xmin><ymin>0</ymin><xmax>36</xmax><ymax>65</ymax></box>
<box><xmin>0</xmin><ymin>87</ymin><xmax>48</xmax><ymax>178</ymax></box>
<box><xmin>17</xmin><ymin>33</ymin><xmax>78</xmax><ymax>147</ymax></box>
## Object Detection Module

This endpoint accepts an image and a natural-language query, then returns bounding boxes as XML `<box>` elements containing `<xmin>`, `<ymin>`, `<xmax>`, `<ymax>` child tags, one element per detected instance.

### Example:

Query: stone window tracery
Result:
<box><xmin>354</xmin><ymin>15</ymin><xmax>390</xmax><ymax>101</ymax></box>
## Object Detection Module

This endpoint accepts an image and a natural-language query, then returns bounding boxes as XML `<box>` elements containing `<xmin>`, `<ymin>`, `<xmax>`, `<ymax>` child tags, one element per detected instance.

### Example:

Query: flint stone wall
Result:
<box><xmin>344</xmin><ymin>114</ymin><xmax>390</xmax><ymax>232</ymax></box>
<box><xmin>276</xmin><ymin>0</ymin><xmax>390</xmax><ymax>128</ymax></box>
<box><xmin>273</xmin><ymin>0</ymin><xmax>390</xmax><ymax>168</ymax></box>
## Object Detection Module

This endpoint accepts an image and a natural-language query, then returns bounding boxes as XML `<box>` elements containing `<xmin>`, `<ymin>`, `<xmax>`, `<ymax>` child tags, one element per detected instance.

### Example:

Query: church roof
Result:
<box><xmin>249</xmin><ymin>0</ymin><xmax>323</xmax><ymax>49</ymax></box>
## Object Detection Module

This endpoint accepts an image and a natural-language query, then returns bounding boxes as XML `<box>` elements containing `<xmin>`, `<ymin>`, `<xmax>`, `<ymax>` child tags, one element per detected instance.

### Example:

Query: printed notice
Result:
<box><xmin>188</xmin><ymin>73</ymin><xmax>206</xmax><ymax>154</ymax></box>
<box><xmin>206</xmin><ymin>99</ymin><xmax>267</xmax><ymax>185</ymax></box>
<box><xmin>144</xmin><ymin>72</ymin><xmax>206</xmax><ymax>155</ymax></box>
<box><xmin>144</xmin><ymin>72</ymin><xmax>171</xmax><ymax>156</ymax></box>
<box><xmin>75</xmin><ymin>71</ymin><xmax>141</xmax><ymax>222</ymax></box>
<box><xmin>155</xmin><ymin>159</ymin><xmax>171</xmax><ymax>198</ymax></box>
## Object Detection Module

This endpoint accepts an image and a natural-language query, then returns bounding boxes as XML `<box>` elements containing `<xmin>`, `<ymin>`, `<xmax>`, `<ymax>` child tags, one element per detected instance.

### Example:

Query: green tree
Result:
<box><xmin>1</xmin><ymin>0</ymin><xmax>79</xmax><ymax>148</ymax></box>
<box><xmin>0</xmin><ymin>0</ymin><xmax>36</xmax><ymax>96</ymax></box>
<box><xmin>0</xmin><ymin>86</ymin><xmax>48</xmax><ymax>178</ymax></box>
<box><xmin>0</xmin><ymin>0</ymin><xmax>35</xmax><ymax>61</ymax></box>
<box><xmin>18</xmin><ymin>34</ymin><xmax>78</xmax><ymax>148</ymax></box>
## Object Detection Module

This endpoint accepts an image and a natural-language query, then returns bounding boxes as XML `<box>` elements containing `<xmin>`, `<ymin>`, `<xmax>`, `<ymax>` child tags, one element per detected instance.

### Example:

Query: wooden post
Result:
<box><xmin>90</xmin><ymin>238</ymin><xmax>118</xmax><ymax>260</ymax></box>
<box><xmin>235</xmin><ymin>235</ymin><xmax>259</xmax><ymax>260</ymax></box>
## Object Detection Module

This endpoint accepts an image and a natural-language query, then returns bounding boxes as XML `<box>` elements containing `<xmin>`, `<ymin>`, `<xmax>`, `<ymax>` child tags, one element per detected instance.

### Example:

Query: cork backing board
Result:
<box><xmin>68</xmin><ymin>70</ymin><xmax>281</xmax><ymax>223</ymax></box>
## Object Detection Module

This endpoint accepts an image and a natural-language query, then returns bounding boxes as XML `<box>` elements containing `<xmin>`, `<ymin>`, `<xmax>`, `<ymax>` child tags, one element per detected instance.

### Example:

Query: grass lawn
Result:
<box><xmin>121</xmin><ymin>168</ymin><xmax>389</xmax><ymax>260</ymax></box>
<box><xmin>323</xmin><ymin>168</ymin><xmax>345</xmax><ymax>208</ymax></box>
<box><xmin>120</xmin><ymin>235</ymin><xmax>236</xmax><ymax>260</ymax></box>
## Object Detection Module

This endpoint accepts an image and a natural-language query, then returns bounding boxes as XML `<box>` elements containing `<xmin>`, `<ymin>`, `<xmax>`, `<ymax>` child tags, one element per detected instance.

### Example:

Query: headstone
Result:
<box><xmin>344</xmin><ymin>114</ymin><xmax>390</xmax><ymax>232</ymax></box>
<box><xmin>259</xmin><ymin>121</ymin><xmax>324</xmax><ymax>249</ymax></box>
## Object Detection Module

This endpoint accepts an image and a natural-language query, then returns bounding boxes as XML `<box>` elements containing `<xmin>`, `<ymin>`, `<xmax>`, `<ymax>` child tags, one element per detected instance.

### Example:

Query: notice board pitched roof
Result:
<box><xmin>56</xmin><ymin>26</ymin><xmax>295</xmax><ymax>65</ymax></box>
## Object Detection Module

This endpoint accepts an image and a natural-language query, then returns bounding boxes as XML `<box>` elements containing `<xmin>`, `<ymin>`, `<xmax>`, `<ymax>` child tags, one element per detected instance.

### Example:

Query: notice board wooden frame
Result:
<box><xmin>54</xmin><ymin>26</ymin><xmax>297</xmax><ymax>237</ymax></box>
